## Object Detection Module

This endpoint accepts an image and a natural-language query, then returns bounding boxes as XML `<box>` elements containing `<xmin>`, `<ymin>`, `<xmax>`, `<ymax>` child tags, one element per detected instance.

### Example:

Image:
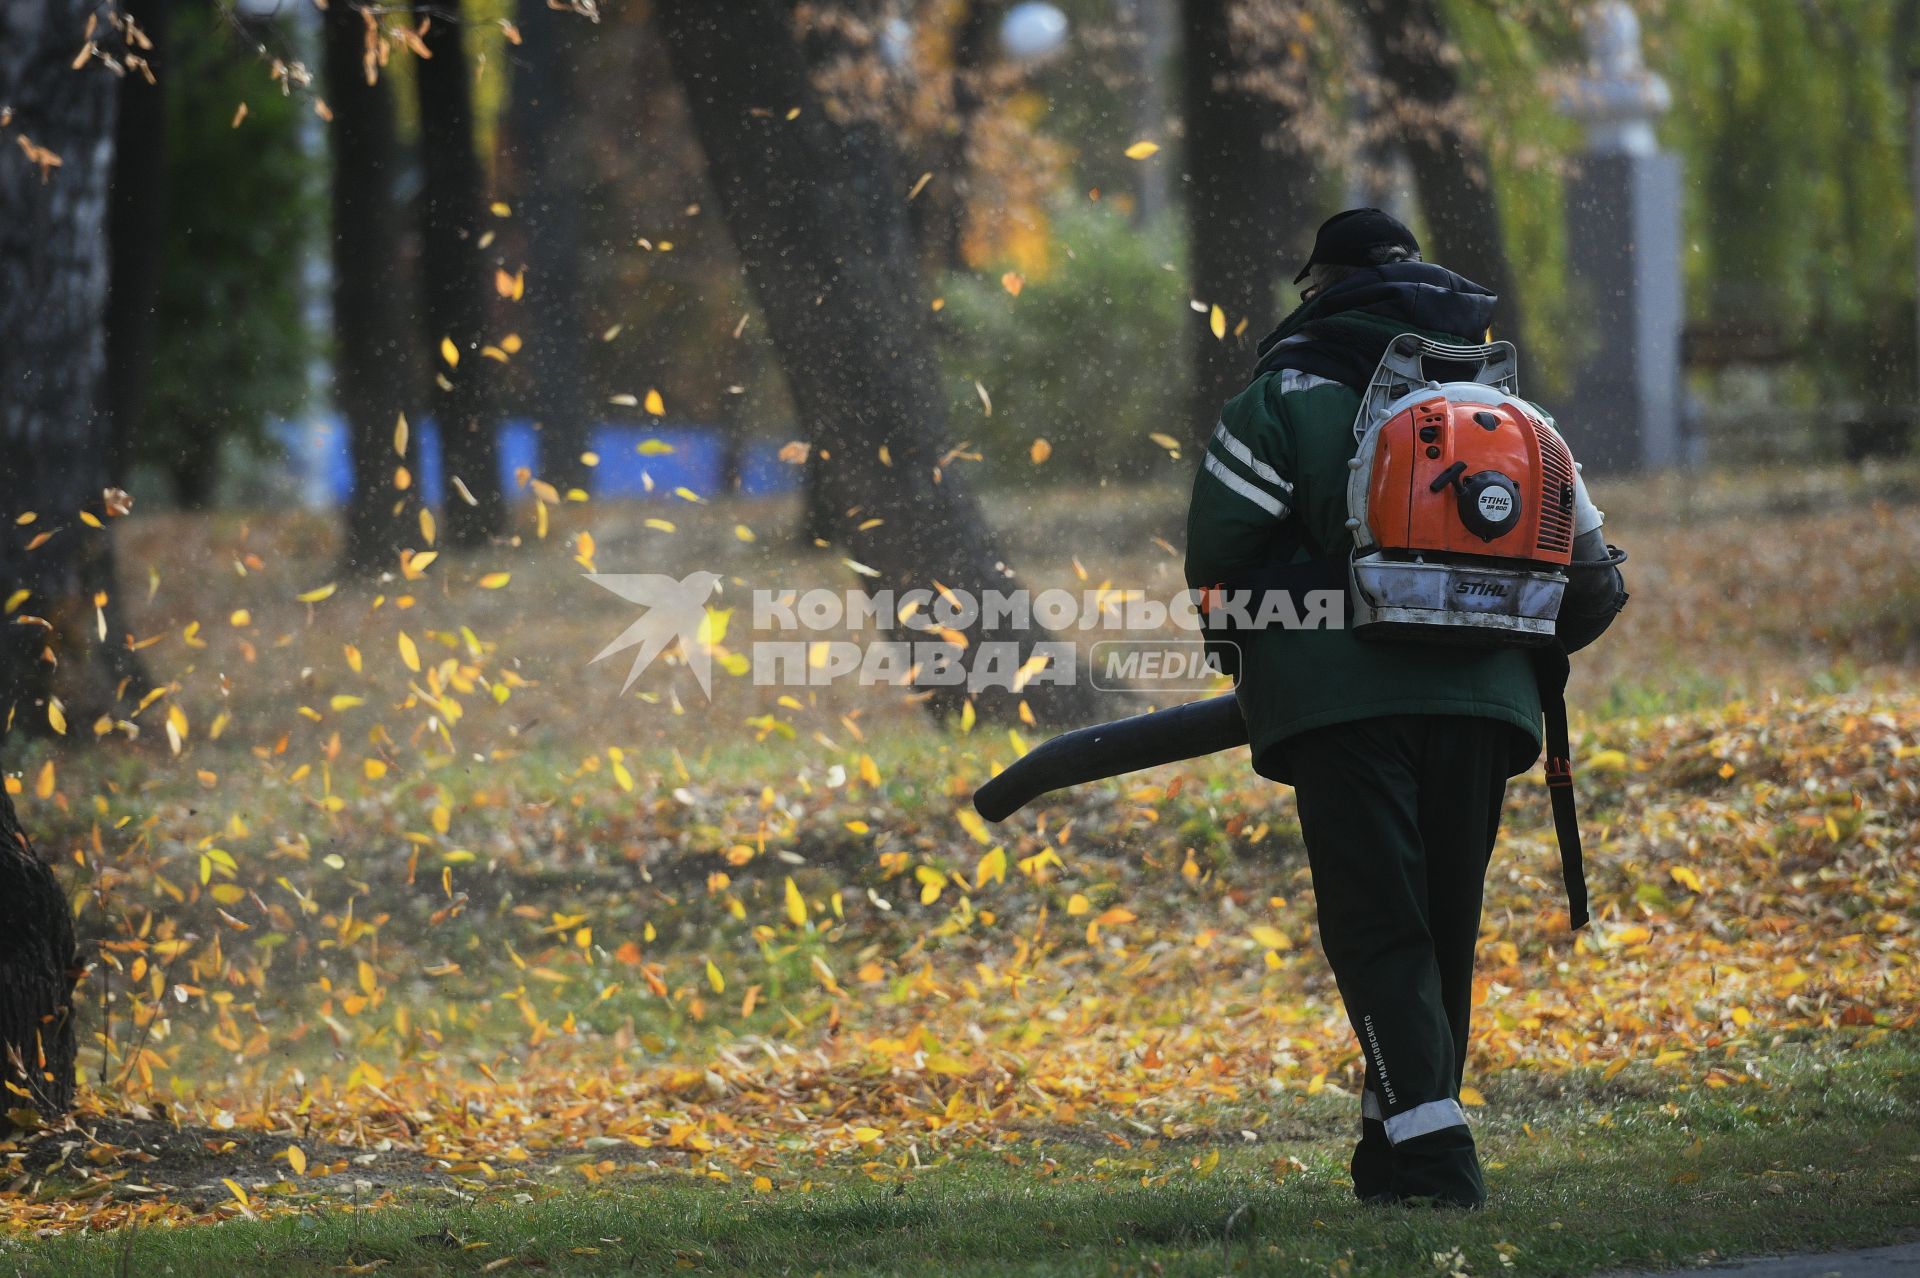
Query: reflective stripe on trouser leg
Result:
<box><xmin>1384</xmin><ymin>1098</ymin><xmax>1469</xmax><ymax>1145</ymax></box>
<box><xmin>1361</xmin><ymin>1089</ymin><xmax>1383</xmax><ymax>1121</ymax></box>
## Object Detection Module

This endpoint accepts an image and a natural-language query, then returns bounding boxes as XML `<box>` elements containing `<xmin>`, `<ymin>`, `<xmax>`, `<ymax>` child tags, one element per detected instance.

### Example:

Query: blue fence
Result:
<box><xmin>268</xmin><ymin>417</ymin><xmax>802</xmax><ymax>508</ymax></box>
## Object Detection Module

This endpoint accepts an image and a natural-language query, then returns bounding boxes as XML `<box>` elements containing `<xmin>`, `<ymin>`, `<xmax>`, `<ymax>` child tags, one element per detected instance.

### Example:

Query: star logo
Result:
<box><xmin>585</xmin><ymin>571</ymin><xmax>723</xmax><ymax>697</ymax></box>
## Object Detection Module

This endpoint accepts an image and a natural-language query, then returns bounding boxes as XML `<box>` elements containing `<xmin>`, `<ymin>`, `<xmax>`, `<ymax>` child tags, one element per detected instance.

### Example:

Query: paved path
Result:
<box><xmin>1605</xmin><ymin>1243</ymin><xmax>1920</xmax><ymax>1277</ymax></box>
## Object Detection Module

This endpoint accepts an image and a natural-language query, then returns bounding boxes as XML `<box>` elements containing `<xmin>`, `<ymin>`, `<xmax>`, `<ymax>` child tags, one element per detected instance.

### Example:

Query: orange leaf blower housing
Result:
<box><xmin>1345</xmin><ymin>336</ymin><xmax>1580</xmax><ymax>646</ymax></box>
<box><xmin>1364</xmin><ymin>395</ymin><xmax>1576</xmax><ymax>566</ymax></box>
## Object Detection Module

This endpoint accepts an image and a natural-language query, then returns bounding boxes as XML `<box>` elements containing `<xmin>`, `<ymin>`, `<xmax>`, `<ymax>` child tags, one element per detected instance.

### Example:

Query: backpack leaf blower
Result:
<box><xmin>972</xmin><ymin>335</ymin><xmax>1627</xmax><ymax>929</ymax></box>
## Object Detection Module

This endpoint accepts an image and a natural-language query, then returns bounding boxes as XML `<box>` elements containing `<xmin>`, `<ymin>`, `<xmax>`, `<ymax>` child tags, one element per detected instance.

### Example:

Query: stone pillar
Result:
<box><xmin>1558</xmin><ymin>2</ymin><xmax>1688</xmax><ymax>473</ymax></box>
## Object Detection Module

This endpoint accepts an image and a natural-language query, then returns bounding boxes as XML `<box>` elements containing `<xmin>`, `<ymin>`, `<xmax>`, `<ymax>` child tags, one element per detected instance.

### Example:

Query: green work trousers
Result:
<box><xmin>1278</xmin><ymin>713</ymin><xmax>1511</xmax><ymax>1207</ymax></box>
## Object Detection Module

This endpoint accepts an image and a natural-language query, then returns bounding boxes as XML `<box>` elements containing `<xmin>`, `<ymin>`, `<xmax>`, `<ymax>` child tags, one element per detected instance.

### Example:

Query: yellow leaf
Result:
<box><xmin>1066</xmin><ymin>893</ymin><xmax>1090</xmax><ymax>915</ymax></box>
<box><xmin>784</xmin><ymin>876</ymin><xmax>808</xmax><ymax>927</ymax></box>
<box><xmin>297</xmin><ymin>582</ymin><xmax>337</xmax><ymax>604</ymax></box>
<box><xmin>222</xmin><ymin>1178</ymin><xmax>250</xmax><ymax>1208</ymax></box>
<box><xmin>705</xmin><ymin>959</ymin><xmax>725</xmax><ymax>992</ymax></box>
<box><xmin>344</xmin><ymin>643</ymin><xmax>362</xmax><ymax>673</ymax></box>
<box><xmin>976</xmin><ymin>846</ymin><xmax>1007</xmax><ymax>886</ymax></box>
<box><xmin>1209</xmin><ymin>304</ymin><xmax>1226</xmax><ymax>339</ymax></box>
<box><xmin>644</xmin><ymin>388</ymin><xmax>665</xmax><ymax>416</ymax></box>
<box><xmin>1123</xmin><ymin>139</ymin><xmax>1160</xmax><ymax>159</ymax></box>
<box><xmin>393</xmin><ymin>413</ymin><xmax>409</xmax><ymax>457</ymax></box>
<box><xmin>358</xmin><ymin>960</ymin><xmax>377</xmax><ymax>996</ymax></box>
<box><xmin>1669</xmin><ymin>864</ymin><xmax>1703</xmax><ymax>893</ymax></box>
<box><xmin>478</xmin><ymin>572</ymin><xmax>511</xmax><ymax>589</ymax></box>
<box><xmin>956</xmin><ymin>807</ymin><xmax>992</xmax><ymax>846</ymax></box>
<box><xmin>364</xmin><ymin>758</ymin><xmax>388</xmax><ymax>780</ymax></box>
<box><xmin>33</xmin><ymin>759</ymin><xmax>54</xmax><ymax>799</ymax></box>
<box><xmin>287</xmin><ymin>1145</ymin><xmax>307</xmax><ymax>1176</ymax></box>
<box><xmin>959</xmin><ymin>700</ymin><xmax>976</xmax><ymax>734</ymax></box>
<box><xmin>1459</xmin><ymin>1085</ymin><xmax>1486</xmax><ymax>1107</ymax></box>
<box><xmin>397</xmin><ymin>630</ymin><xmax>420</xmax><ymax>672</ymax></box>
<box><xmin>1587</xmin><ymin>749</ymin><xmax>1629</xmax><ymax>772</ymax></box>
<box><xmin>440</xmin><ymin>336</ymin><xmax>460</xmax><ymax>367</ymax></box>
<box><xmin>1195</xmin><ymin>1147</ymin><xmax>1220</xmax><ymax>1176</ymax></box>
<box><xmin>1249</xmin><ymin>925</ymin><xmax>1291</xmax><ymax>951</ymax></box>
<box><xmin>852</xmin><ymin>1127</ymin><xmax>882</xmax><ymax>1143</ymax></box>
<box><xmin>46</xmin><ymin>698</ymin><xmax>66</xmax><ymax>736</ymax></box>
<box><xmin>1029</xmin><ymin>438</ymin><xmax>1051</xmax><ymax>464</ymax></box>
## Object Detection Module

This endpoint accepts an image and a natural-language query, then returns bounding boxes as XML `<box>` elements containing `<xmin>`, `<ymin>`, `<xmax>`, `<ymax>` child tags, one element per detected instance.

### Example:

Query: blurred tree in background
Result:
<box><xmin>14</xmin><ymin>0</ymin><xmax>1920</xmax><ymax>558</ymax></box>
<box><xmin>1659</xmin><ymin>0</ymin><xmax>1916</xmax><ymax>445</ymax></box>
<box><xmin>939</xmin><ymin>203</ymin><xmax>1187</xmax><ymax>484</ymax></box>
<box><xmin>414</xmin><ymin>0</ymin><xmax>507</xmax><ymax>546</ymax></box>
<box><xmin>140</xmin><ymin>2</ymin><xmax>316</xmax><ymax>507</ymax></box>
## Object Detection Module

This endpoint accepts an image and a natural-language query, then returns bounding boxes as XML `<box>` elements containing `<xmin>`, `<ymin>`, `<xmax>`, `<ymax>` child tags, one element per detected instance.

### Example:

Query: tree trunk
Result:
<box><xmin>912</xmin><ymin>0</ymin><xmax>1000</xmax><ymax>274</ymax></box>
<box><xmin>1</xmin><ymin>0</ymin><xmax>147</xmax><ymax>733</ymax></box>
<box><xmin>1180</xmin><ymin>0</ymin><xmax>1309</xmax><ymax>437</ymax></box>
<box><xmin>1359</xmin><ymin>0</ymin><xmax>1519</xmax><ymax>337</ymax></box>
<box><xmin>1122</xmin><ymin>0</ymin><xmax>1176</xmax><ymax>228</ymax></box>
<box><xmin>0</xmin><ymin>778</ymin><xmax>79</xmax><ymax>1129</ymax></box>
<box><xmin>106</xmin><ymin>0</ymin><xmax>171</xmax><ymax>488</ymax></box>
<box><xmin>322</xmin><ymin>1</ymin><xmax>422</xmax><ymax>575</ymax></box>
<box><xmin>654</xmin><ymin>0</ymin><xmax>1102</xmax><ymax>725</ymax></box>
<box><xmin>414</xmin><ymin>0</ymin><xmax>506</xmax><ymax>547</ymax></box>
<box><xmin>0</xmin><ymin>0</ymin><xmax>91</xmax><ymax>1125</ymax></box>
<box><xmin>505</xmin><ymin>0</ymin><xmax>592</xmax><ymax>493</ymax></box>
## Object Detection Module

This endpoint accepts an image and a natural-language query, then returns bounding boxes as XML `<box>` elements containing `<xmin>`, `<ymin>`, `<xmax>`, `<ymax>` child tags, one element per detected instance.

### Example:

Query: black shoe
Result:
<box><xmin>1351</xmin><ymin>1118</ymin><xmax>1393</xmax><ymax>1203</ymax></box>
<box><xmin>1388</xmin><ymin>1126</ymin><xmax>1486</xmax><ymax>1209</ymax></box>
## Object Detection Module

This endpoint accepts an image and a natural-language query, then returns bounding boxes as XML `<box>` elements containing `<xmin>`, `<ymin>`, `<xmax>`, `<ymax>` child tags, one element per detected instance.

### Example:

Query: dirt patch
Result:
<box><xmin>8</xmin><ymin>1113</ymin><xmax>476</xmax><ymax>1208</ymax></box>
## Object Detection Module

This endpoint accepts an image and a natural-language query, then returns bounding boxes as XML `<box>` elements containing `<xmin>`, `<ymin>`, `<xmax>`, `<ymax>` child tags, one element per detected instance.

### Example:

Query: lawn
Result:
<box><xmin>13</xmin><ymin>1039</ymin><xmax>1920</xmax><ymax>1275</ymax></box>
<box><xmin>1</xmin><ymin>461</ymin><xmax>1916</xmax><ymax>1272</ymax></box>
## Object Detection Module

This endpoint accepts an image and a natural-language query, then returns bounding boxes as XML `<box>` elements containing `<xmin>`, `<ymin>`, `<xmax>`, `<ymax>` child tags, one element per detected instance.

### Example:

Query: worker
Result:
<box><xmin>1183</xmin><ymin>208</ymin><xmax>1627</xmax><ymax>1207</ymax></box>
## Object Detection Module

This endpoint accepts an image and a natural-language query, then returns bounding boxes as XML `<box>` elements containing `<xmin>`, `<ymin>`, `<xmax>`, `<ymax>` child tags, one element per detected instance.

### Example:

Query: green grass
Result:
<box><xmin>14</xmin><ymin>1037</ymin><xmax>1919</xmax><ymax>1277</ymax></box>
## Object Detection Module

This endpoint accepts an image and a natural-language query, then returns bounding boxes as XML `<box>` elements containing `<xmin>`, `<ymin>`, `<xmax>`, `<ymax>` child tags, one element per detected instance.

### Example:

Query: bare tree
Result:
<box><xmin>1</xmin><ymin>0</ymin><xmax>148</xmax><ymax>730</ymax></box>
<box><xmin>0</xmin><ymin>0</ymin><xmax>110</xmax><ymax>1129</ymax></box>
<box><xmin>414</xmin><ymin>0</ymin><xmax>506</xmax><ymax>546</ymax></box>
<box><xmin>322</xmin><ymin>2</ymin><xmax>423</xmax><ymax>574</ymax></box>
<box><xmin>1357</xmin><ymin>0</ymin><xmax>1519</xmax><ymax>333</ymax></box>
<box><xmin>106</xmin><ymin>0</ymin><xmax>171</xmax><ymax>489</ymax></box>
<box><xmin>653</xmin><ymin>0</ymin><xmax>1102</xmax><ymax>724</ymax></box>
<box><xmin>506</xmin><ymin>0</ymin><xmax>592</xmax><ymax>492</ymax></box>
<box><xmin>1180</xmin><ymin>0</ymin><xmax>1313</xmax><ymax>435</ymax></box>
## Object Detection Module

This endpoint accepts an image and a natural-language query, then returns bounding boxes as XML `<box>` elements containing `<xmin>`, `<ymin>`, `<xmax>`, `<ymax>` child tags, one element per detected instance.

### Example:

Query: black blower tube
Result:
<box><xmin>972</xmin><ymin>694</ymin><xmax>1250</xmax><ymax>822</ymax></box>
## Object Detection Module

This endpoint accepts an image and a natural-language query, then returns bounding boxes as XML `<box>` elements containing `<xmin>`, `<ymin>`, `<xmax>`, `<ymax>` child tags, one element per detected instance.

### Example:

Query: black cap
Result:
<box><xmin>1292</xmin><ymin>208</ymin><xmax>1421</xmax><ymax>284</ymax></box>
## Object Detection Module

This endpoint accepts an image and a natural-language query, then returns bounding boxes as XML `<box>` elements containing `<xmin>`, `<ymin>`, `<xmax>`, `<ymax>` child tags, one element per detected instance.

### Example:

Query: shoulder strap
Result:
<box><xmin>1532</xmin><ymin>645</ymin><xmax>1589</xmax><ymax>931</ymax></box>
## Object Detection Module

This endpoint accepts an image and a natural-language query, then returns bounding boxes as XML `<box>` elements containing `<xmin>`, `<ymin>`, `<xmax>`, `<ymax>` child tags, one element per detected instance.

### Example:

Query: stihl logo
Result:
<box><xmin>1456</xmin><ymin>580</ymin><xmax>1510</xmax><ymax>598</ymax></box>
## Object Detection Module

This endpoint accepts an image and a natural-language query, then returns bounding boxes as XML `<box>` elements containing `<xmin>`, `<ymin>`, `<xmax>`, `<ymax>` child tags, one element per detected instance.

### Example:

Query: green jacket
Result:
<box><xmin>1183</xmin><ymin>265</ymin><xmax>1543</xmax><ymax>783</ymax></box>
